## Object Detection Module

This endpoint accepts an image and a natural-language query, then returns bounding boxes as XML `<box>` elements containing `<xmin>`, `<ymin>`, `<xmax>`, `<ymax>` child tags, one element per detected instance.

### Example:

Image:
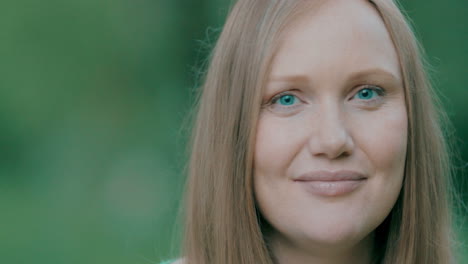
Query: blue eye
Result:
<box><xmin>353</xmin><ymin>87</ymin><xmax>385</xmax><ymax>102</ymax></box>
<box><xmin>357</xmin><ymin>88</ymin><xmax>376</xmax><ymax>100</ymax></box>
<box><xmin>276</xmin><ymin>94</ymin><xmax>297</xmax><ymax>106</ymax></box>
<box><xmin>265</xmin><ymin>92</ymin><xmax>303</xmax><ymax>114</ymax></box>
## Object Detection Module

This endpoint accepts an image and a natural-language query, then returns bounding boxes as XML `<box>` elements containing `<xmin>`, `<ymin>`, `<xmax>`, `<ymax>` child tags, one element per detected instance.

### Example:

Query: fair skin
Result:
<box><xmin>253</xmin><ymin>1</ymin><xmax>407</xmax><ymax>264</ymax></box>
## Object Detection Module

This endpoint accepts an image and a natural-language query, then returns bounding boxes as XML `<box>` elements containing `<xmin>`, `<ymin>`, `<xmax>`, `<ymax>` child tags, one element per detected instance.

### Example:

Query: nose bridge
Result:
<box><xmin>308</xmin><ymin>99</ymin><xmax>353</xmax><ymax>159</ymax></box>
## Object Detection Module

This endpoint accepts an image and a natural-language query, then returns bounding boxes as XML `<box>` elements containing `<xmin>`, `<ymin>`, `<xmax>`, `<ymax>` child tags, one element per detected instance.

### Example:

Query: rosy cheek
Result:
<box><xmin>254</xmin><ymin>116</ymin><xmax>301</xmax><ymax>176</ymax></box>
<box><xmin>351</xmin><ymin>106</ymin><xmax>407</xmax><ymax>184</ymax></box>
<box><xmin>254</xmin><ymin>120</ymin><xmax>279</xmax><ymax>175</ymax></box>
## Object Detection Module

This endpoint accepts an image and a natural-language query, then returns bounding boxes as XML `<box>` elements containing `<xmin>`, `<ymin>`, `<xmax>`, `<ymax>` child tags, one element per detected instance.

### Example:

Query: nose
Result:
<box><xmin>307</xmin><ymin>103</ymin><xmax>354</xmax><ymax>159</ymax></box>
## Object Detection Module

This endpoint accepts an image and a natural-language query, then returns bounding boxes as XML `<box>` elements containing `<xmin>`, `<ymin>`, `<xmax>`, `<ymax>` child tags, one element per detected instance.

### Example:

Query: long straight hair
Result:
<box><xmin>183</xmin><ymin>0</ymin><xmax>455</xmax><ymax>263</ymax></box>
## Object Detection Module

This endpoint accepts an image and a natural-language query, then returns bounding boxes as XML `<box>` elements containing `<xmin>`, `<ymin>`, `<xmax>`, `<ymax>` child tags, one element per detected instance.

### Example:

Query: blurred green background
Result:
<box><xmin>0</xmin><ymin>0</ymin><xmax>466</xmax><ymax>263</ymax></box>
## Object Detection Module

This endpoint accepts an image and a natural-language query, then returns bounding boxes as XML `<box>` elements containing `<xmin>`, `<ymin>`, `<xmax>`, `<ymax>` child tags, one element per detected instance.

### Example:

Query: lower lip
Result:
<box><xmin>295</xmin><ymin>180</ymin><xmax>366</xmax><ymax>197</ymax></box>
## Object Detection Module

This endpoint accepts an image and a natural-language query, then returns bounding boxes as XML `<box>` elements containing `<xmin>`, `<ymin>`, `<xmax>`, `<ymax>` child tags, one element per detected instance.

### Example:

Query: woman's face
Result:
<box><xmin>253</xmin><ymin>0</ymin><xmax>407</xmax><ymax>255</ymax></box>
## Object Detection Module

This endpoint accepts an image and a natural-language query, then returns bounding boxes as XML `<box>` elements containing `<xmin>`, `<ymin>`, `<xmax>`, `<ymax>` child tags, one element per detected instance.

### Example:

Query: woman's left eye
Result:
<box><xmin>351</xmin><ymin>86</ymin><xmax>385</xmax><ymax>102</ymax></box>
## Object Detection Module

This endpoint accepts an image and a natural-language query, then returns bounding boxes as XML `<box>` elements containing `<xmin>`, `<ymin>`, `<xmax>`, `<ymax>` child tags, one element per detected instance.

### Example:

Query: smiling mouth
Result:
<box><xmin>294</xmin><ymin>179</ymin><xmax>367</xmax><ymax>197</ymax></box>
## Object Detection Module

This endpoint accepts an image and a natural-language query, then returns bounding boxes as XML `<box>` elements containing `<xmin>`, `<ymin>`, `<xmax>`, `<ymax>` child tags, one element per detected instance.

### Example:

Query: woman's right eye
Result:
<box><xmin>272</xmin><ymin>94</ymin><xmax>299</xmax><ymax>106</ymax></box>
<box><xmin>265</xmin><ymin>92</ymin><xmax>305</xmax><ymax>115</ymax></box>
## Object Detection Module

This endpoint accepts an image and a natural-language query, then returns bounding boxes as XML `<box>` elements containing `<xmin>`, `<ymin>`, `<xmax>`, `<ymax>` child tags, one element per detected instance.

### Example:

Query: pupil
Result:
<box><xmin>361</xmin><ymin>89</ymin><xmax>370</xmax><ymax>98</ymax></box>
<box><xmin>282</xmin><ymin>95</ymin><xmax>293</xmax><ymax>104</ymax></box>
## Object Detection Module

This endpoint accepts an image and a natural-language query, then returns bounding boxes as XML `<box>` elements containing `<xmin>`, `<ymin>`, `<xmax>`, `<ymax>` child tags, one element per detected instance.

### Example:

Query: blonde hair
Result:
<box><xmin>182</xmin><ymin>0</ymin><xmax>455</xmax><ymax>263</ymax></box>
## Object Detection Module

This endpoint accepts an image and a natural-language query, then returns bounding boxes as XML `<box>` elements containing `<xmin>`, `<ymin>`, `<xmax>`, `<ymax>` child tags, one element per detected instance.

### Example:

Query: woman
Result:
<box><xmin>166</xmin><ymin>0</ymin><xmax>455</xmax><ymax>263</ymax></box>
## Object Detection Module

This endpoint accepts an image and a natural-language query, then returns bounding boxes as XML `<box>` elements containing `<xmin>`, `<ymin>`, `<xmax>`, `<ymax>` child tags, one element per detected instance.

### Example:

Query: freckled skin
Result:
<box><xmin>253</xmin><ymin>1</ymin><xmax>407</xmax><ymax>263</ymax></box>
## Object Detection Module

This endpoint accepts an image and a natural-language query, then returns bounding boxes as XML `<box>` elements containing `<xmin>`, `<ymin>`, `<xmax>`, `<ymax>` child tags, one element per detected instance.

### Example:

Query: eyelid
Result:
<box><xmin>350</xmin><ymin>85</ymin><xmax>386</xmax><ymax>99</ymax></box>
<box><xmin>262</xmin><ymin>85</ymin><xmax>386</xmax><ymax>111</ymax></box>
<box><xmin>265</xmin><ymin>89</ymin><xmax>301</xmax><ymax>104</ymax></box>
<box><xmin>271</xmin><ymin>91</ymin><xmax>297</xmax><ymax>104</ymax></box>
<box><xmin>262</xmin><ymin>90</ymin><xmax>305</xmax><ymax>114</ymax></box>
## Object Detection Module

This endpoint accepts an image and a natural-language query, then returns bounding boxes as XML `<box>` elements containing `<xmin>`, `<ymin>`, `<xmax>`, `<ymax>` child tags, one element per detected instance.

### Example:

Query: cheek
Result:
<box><xmin>354</xmin><ymin>105</ymin><xmax>408</xmax><ymax>221</ymax></box>
<box><xmin>252</xmin><ymin>115</ymin><xmax>302</xmax><ymax>215</ymax></box>
<box><xmin>253</xmin><ymin>115</ymin><xmax>302</xmax><ymax>175</ymax></box>
<box><xmin>356</xmin><ymin>106</ymin><xmax>408</xmax><ymax>174</ymax></box>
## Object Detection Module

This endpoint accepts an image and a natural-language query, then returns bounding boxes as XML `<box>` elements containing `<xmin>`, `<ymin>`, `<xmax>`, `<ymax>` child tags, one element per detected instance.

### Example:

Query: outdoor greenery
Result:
<box><xmin>0</xmin><ymin>0</ymin><xmax>466</xmax><ymax>263</ymax></box>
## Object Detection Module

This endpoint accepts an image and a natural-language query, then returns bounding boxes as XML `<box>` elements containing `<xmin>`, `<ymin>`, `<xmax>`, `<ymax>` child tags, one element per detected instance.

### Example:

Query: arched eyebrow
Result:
<box><xmin>347</xmin><ymin>68</ymin><xmax>401</xmax><ymax>85</ymax></box>
<box><xmin>268</xmin><ymin>68</ymin><xmax>401</xmax><ymax>86</ymax></box>
<box><xmin>268</xmin><ymin>74</ymin><xmax>310</xmax><ymax>84</ymax></box>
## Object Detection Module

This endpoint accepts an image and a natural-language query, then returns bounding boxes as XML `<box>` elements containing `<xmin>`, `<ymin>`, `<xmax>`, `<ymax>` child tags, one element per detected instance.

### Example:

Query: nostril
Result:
<box><xmin>308</xmin><ymin>126</ymin><xmax>354</xmax><ymax>160</ymax></box>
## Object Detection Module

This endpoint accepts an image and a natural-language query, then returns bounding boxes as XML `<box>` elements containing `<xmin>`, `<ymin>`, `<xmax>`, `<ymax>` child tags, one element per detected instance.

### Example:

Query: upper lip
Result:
<box><xmin>294</xmin><ymin>170</ymin><xmax>367</xmax><ymax>182</ymax></box>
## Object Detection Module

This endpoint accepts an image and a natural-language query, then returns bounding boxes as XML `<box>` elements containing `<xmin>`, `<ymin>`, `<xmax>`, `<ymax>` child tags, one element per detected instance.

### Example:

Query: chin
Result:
<box><xmin>297</xmin><ymin>222</ymin><xmax>371</xmax><ymax>249</ymax></box>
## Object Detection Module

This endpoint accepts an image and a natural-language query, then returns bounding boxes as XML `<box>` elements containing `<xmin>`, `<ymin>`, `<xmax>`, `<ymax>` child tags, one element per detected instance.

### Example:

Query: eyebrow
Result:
<box><xmin>268</xmin><ymin>68</ymin><xmax>401</xmax><ymax>85</ymax></box>
<box><xmin>347</xmin><ymin>68</ymin><xmax>401</xmax><ymax>84</ymax></box>
<box><xmin>268</xmin><ymin>74</ymin><xmax>310</xmax><ymax>84</ymax></box>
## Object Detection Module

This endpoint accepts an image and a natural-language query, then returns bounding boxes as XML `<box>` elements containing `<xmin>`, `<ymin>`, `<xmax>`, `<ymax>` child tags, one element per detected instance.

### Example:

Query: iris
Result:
<box><xmin>357</xmin><ymin>88</ymin><xmax>376</xmax><ymax>100</ymax></box>
<box><xmin>278</xmin><ymin>95</ymin><xmax>296</xmax><ymax>105</ymax></box>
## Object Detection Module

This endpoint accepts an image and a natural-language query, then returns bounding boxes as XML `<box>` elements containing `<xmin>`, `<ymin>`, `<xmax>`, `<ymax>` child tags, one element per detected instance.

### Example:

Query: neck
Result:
<box><xmin>268</xmin><ymin>232</ymin><xmax>375</xmax><ymax>264</ymax></box>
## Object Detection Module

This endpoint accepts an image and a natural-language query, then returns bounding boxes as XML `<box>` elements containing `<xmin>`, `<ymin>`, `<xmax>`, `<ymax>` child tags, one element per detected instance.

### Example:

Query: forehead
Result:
<box><xmin>269</xmin><ymin>0</ymin><xmax>401</xmax><ymax>83</ymax></box>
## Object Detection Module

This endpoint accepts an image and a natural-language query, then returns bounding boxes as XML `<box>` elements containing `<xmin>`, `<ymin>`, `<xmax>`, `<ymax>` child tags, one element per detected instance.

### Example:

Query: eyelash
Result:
<box><xmin>350</xmin><ymin>85</ymin><xmax>386</xmax><ymax>104</ymax></box>
<box><xmin>271</xmin><ymin>91</ymin><xmax>298</xmax><ymax>104</ymax></box>
<box><xmin>265</xmin><ymin>85</ymin><xmax>386</xmax><ymax>110</ymax></box>
<box><xmin>268</xmin><ymin>91</ymin><xmax>303</xmax><ymax>110</ymax></box>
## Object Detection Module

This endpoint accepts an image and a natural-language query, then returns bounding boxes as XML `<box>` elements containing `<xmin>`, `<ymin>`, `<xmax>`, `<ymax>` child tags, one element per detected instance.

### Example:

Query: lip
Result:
<box><xmin>294</xmin><ymin>170</ymin><xmax>367</xmax><ymax>197</ymax></box>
